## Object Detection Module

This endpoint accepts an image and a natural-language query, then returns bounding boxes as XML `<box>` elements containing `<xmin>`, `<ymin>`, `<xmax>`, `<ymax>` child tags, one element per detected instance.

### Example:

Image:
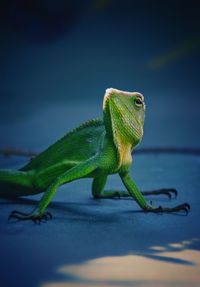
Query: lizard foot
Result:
<box><xmin>142</xmin><ymin>188</ymin><xmax>178</xmax><ymax>200</ymax></box>
<box><xmin>8</xmin><ymin>210</ymin><xmax>52</xmax><ymax>223</ymax></box>
<box><xmin>112</xmin><ymin>191</ymin><xmax>121</xmax><ymax>199</ymax></box>
<box><xmin>147</xmin><ymin>203</ymin><xmax>190</xmax><ymax>215</ymax></box>
<box><xmin>95</xmin><ymin>191</ymin><xmax>121</xmax><ymax>199</ymax></box>
<box><xmin>104</xmin><ymin>191</ymin><xmax>122</xmax><ymax>199</ymax></box>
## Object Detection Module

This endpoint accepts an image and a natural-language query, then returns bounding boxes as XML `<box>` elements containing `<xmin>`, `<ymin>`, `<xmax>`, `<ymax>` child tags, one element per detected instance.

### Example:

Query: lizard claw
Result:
<box><xmin>45</xmin><ymin>211</ymin><xmax>53</xmax><ymax>219</ymax></box>
<box><xmin>8</xmin><ymin>210</ymin><xmax>53</xmax><ymax>223</ymax></box>
<box><xmin>148</xmin><ymin>202</ymin><xmax>190</xmax><ymax>215</ymax></box>
<box><xmin>142</xmin><ymin>188</ymin><xmax>178</xmax><ymax>200</ymax></box>
<box><xmin>160</xmin><ymin>188</ymin><xmax>178</xmax><ymax>199</ymax></box>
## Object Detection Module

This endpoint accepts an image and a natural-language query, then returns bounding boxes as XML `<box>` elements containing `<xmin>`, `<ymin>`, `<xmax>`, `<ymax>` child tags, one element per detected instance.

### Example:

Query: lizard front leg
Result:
<box><xmin>92</xmin><ymin>174</ymin><xmax>131</xmax><ymax>199</ymax></box>
<box><xmin>120</xmin><ymin>173</ymin><xmax>190</xmax><ymax>214</ymax></box>
<box><xmin>9</xmin><ymin>157</ymin><xmax>99</xmax><ymax>222</ymax></box>
<box><xmin>92</xmin><ymin>175</ymin><xmax>176</xmax><ymax>200</ymax></box>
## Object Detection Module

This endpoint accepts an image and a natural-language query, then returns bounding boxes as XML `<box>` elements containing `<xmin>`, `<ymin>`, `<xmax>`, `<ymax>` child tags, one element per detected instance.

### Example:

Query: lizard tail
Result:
<box><xmin>0</xmin><ymin>170</ymin><xmax>37</xmax><ymax>198</ymax></box>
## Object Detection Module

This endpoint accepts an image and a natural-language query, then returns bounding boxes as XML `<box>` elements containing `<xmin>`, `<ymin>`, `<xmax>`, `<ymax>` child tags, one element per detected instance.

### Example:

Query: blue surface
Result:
<box><xmin>0</xmin><ymin>100</ymin><xmax>200</xmax><ymax>287</ymax></box>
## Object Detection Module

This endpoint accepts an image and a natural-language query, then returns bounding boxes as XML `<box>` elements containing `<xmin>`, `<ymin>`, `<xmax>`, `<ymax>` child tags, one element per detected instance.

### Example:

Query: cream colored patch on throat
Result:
<box><xmin>120</xmin><ymin>143</ymin><xmax>132</xmax><ymax>167</ymax></box>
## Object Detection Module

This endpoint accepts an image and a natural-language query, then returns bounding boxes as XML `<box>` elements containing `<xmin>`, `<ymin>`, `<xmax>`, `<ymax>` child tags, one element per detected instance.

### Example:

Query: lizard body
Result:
<box><xmin>0</xmin><ymin>88</ymin><xmax>190</xmax><ymax>221</ymax></box>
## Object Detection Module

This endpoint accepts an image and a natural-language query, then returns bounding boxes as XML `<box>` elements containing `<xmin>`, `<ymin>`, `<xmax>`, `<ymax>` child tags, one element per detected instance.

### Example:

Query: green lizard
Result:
<box><xmin>0</xmin><ymin>88</ymin><xmax>190</xmax><ymax>222</ymax></box>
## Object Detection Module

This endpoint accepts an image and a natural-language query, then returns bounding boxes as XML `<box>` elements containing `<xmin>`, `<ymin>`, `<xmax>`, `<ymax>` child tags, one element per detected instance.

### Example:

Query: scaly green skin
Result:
<box><xmin>0</xmin><ymin>88</ymin><xmax>190</xmax><ymax>221</ymax></box>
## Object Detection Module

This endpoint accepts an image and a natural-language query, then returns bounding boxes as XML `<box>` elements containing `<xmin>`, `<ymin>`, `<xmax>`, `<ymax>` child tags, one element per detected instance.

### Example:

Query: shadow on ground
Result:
<box><xmin>0</xmin><ymin>162</ymin><xmax>200</xmax><ymax>287</ymax></box>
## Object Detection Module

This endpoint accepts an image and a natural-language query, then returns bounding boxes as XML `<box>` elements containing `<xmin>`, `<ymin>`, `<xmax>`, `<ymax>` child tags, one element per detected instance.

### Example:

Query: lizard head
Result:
<box><xmin>103</xmin><ymin>88</ymin><xmax>145</xmax><ymax>148</ymax></box>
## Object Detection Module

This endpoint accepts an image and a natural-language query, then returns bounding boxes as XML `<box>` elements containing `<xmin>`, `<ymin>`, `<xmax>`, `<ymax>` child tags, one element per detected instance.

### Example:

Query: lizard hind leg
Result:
<box><xmin>0</xmin><ymin>169</ymin><xmax>38</xmax><ymax>198</ymax></box>
<box><xmin>9</xmin><ymin>156</ymin><xmax>100</xmax><ymax>222</ymax></box>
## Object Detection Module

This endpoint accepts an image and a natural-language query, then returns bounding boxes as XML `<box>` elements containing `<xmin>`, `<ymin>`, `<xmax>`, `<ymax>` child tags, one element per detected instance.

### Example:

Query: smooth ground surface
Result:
<box><xmin>0</xmin><ymin>99</ymin><xmax>200</xmax><ymax>287</ymax></box>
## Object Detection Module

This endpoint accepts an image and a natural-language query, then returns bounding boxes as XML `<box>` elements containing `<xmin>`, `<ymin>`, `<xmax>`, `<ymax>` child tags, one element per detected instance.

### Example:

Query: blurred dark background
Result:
<box><xmin>0</xmin><ymin>0</ymin><xmax>200</xmax><ymax>148</ymax></box>
<box><xmin>1</xmin><ymin>2</ymin><xmax>200</xmax><ymax>287</ymax></box>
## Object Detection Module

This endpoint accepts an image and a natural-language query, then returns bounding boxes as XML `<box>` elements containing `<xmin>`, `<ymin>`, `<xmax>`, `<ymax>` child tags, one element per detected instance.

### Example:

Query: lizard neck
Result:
<box><xmin>103</xmin><ymin>117</ymin><xmax>134</xmax><ymax>168</ymax></box>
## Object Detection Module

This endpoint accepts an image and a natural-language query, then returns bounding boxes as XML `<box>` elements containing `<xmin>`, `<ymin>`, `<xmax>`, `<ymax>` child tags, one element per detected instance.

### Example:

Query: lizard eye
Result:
<box><xmin>134</xmin><ymin>98</ymin><xmax>143</xmax><ymax>107</ymax></box>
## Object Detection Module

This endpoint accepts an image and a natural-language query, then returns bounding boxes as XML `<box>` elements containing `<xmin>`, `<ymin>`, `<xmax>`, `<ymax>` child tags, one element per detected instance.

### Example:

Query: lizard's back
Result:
<box><xmin>20</xmin><ymin>119</ymin><xmax>105</xmax><ymax>172</ymax></box>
